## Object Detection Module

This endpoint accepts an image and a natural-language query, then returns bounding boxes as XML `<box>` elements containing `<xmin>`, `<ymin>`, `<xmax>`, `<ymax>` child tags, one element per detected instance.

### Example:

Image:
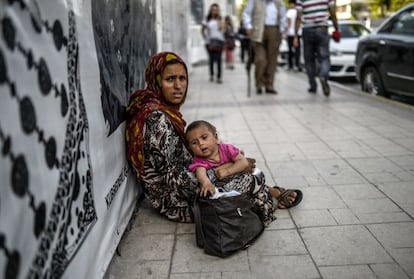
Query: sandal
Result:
<box><xmin>272</xmin><ymin>186</ymin><xmax>303</xmax><ymax>209</ymax></box>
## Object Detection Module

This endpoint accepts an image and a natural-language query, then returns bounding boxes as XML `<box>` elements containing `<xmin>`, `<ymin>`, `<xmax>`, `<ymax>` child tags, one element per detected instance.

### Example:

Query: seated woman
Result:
<box><xmin>125</xmin><ymin>51</ymin><xmax>302</xmax><ymax>226</ymax></box>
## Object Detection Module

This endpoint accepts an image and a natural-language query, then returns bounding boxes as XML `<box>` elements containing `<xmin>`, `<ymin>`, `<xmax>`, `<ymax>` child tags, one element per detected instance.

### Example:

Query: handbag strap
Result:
<box><xmin>192</xmin><ymin>198</ymin><xmax>206</xmax><ymax>248</ymax></box>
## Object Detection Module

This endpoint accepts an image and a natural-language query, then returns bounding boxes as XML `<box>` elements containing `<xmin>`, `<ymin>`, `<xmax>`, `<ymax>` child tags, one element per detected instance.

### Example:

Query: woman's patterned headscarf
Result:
<box><xmin>126</xmin><ymin>52</ymin><xmax>188</xmax><ymax>175</ymax></box>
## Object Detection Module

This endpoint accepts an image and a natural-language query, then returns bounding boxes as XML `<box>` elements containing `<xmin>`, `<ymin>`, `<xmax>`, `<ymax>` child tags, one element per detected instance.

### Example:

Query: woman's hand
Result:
<box><xmin>215</xmin><ymin>168</ymin><xmax>229</xmax><ymax>180</ymax></box>
<box><xmin>244</xmin><ymin>157</ymin><xmax>256</xmax><ymax>173</ymax></box>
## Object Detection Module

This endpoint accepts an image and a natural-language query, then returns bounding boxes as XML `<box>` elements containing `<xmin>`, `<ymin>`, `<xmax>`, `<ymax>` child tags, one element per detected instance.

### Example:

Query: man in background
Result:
<box><xmin>285</xmin><ymin>0</ymin><xmax>302</xmax><ymax>72</ymax></box>
<box><xmin>293</xmin><ymin>0</ymin><xmax>340</xmax><ymax>96</ymax></box>
<box><xmin>243</xmin><ymin>0</ymin><xmax>286</xmax><ymax>95</ymax></box>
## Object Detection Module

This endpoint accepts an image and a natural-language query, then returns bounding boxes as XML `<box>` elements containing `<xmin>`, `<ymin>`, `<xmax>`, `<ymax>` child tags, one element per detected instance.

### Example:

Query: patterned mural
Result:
<box><xmin>0</xmin><ymin>0</ymin><xmax>157</xmax><ymax>278</ymax></box>
<box><xmin>91</xmin><ymin>0</ymin><xmax>156</xmax><ymax>135</ymax></box>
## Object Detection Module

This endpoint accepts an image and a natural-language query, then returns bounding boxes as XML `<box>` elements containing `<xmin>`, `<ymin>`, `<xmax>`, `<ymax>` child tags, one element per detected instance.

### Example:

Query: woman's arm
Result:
<box><xmin>143</xmin><ymin>112</ymin><xmax>195</xmax><ymax>189</ymax></box>
<box><xmin>201</xmin><ymin>24</ymin><xmax>207</xmax><ymax>40</ymax></box>
<box><xmin>215</xmin><ymin>153</ymin><xmax>249</xmax><ymax>180</ymax></box>
<box><xmin>219</xmin><ymin>18</ymin><xmax>225</xmax><ymax>32</ymax></box>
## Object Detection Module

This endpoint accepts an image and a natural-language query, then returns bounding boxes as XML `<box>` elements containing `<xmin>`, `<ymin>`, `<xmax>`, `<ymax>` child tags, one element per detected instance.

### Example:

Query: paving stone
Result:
<box><xmin>325</xmin><ymin>139</ymin><xmax>380</xmax><ymax>158</ymax></box>
<box><xmin>387</xmin><ymin>154</ymin><xmax>414</xmax><ymax>168</ymax></box>
<box><xmin>356</xmin><ymin>212</ymin><xmax>412</xmax><ymax>223</ymax></box>
<box><xmin>377</xmin><ymin>181</ymin><xmax>414</xmax><ymax>206</ymax></box>
<box><xmin>344</xmin><ymin>198</ymin><xmax>401</xmax><ymax>214</ymax></box>
<box><xmin>106</xmin><ymin>62</ymin><xmax>414</xmax><ymax>279</ymax></box>
<box><xmin>260</xmin><ymin>143</ymin><xmax>307</xmax><ymax>161</ymax></box>
<box><xmin>266</xmin><ymin>215</ymin><xmax>296</xmax><ymax>230</ymax></box>
<box><xmin>170</xmin><ymin>272</ymin><xmax>221</xmax><ymax>279</ymax></box>
<box><xmin>297</xmin><ymin>186</ymin><xmax>347</xmax><ymax>210</ymax></box>
<box><xmin>291</xmin><ymin>209</ymin><xmax>337</xmax><ymax>228</ymax></box>
<box><xmin>300</xmin><ymin>225</ymin><xmax>392</xmax><ymax>266</ymax></box>
<box><xmin>105</xmin><ymin>259</ymin><xmax>170</xmax><ymax>279</ymax></box>
<box><xmin>171</xmin><ymin>234</ymin><xmax>249</xmax><ymax>273</ymax></box>
<box><xmin>333</xmin><ymin>183</ymin><xmax>385</xmax><ymax>200</ymax></box>
<box><xmin>329</xmin><ymin>208</ymin><xmax>361</xmax><ymax>225</ymax></box>
<box><xmin>346</xmin><ymin>157</ymin><xmax>403</xmax><ymax>173</ymax></box>
<box><xmin>312</xmin><ymin>159</ymin><xmax>367</xmax><ymax>185</ymax></box>
<box><xmin>273</xmin><ymin>176</ymin><xmax>313</xmax><ymax>188</ymax></box>
<box><xmin>247</xmin><ymin>229</ymin><xmax>307</xmax><ymax>256</ymax></box>
<box><xmin>361</xmin><ymin>138</ymin><xmax>413</xmax><ymax>156</ymax></box>
<box><xmin>117</xmin><ymin>233</ymin><xmax>174</xmax><ymax>260</ymax></box>
<box><xmin>268</xmin><ymin>160</ymin><xmax>319</xmax><ymax>177</ymax></box>
<box><xmin>370</xmin><ymin>263</ymin><xmax>410</xmax><ymax>279</ymax></box>
<box><xmin>319</xmin><ymin>265</ymin><xmax>376</xmax><ymax>279</ymax></box>
<box><xmin>364</xmin><ymin>171</ymin><xmax>407</xmax><ymax>184</ymax></box>
<box><xmin>249</xmin><ymin>254</ymin><xmax>319</xmax><ymax>279</ymax></box>
<box><xmin>296</xmin><ymin>141</ymin><xmax>340</xmax><ymax>159</ymax></box>
<box><xmin>367</xmin><ymin>222</ymin><xmax>414</xmax><ymax>274</ymax></box>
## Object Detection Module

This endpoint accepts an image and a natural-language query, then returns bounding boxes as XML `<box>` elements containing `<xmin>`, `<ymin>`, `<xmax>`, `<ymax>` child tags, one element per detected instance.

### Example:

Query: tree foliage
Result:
<box><xmin>236</xmin><ymin>0</ymin><xmax>413</xmax><ymax>20</ymax></box>
<box><xmin>370</xmin><ymin>0</ymin><xmax>413</xmax><ymax>18</ymax></box>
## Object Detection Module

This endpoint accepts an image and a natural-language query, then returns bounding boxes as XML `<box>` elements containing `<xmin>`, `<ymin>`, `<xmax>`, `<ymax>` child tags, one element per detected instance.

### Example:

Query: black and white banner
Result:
<box><xmin>0</xmin><ymin>0</ymin><xmax>157</xmax><ymax>278</ymax></box>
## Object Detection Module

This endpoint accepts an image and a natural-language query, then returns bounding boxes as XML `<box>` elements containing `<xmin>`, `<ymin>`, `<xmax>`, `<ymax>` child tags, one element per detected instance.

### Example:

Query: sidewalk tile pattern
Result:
<box><xmin>105</xmin><ymin>61</ymin><xmax>414</xmax><ymax>279</ymax></box>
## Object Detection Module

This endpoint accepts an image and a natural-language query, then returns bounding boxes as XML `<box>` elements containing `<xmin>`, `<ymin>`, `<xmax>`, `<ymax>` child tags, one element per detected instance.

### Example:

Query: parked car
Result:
<box><xmin>328</xmin><ymin>20</ymin><xmax>371</xmax><ymax>78</ymax></box>
<box><xmin>355</xmin><ymin>3</ymin><xmax>414</xmax><ymax>97</ymax></box>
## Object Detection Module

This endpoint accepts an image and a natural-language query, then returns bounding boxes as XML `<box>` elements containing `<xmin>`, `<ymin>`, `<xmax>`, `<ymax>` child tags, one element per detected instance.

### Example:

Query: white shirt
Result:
<box><xmin>202</xmin><ymin>18</ymin><xmax>225</xmax><ymax>43</ymax></box>
<box><xmin>243</xmin><ymin>0</ymin><xmax>286</xmax><ymax>32</ymax></box>
<box><xmin>286</xmin><ymin>7</ymin><xmax>302</xmax><ymax>36</ymax></box>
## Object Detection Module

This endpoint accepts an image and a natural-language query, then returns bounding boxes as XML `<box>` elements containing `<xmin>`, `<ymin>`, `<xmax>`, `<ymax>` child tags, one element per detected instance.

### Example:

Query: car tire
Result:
<box><xmin>361</xmin><ymin>66</ymin><xmax>389</xmax><ymax>97</ymax></box>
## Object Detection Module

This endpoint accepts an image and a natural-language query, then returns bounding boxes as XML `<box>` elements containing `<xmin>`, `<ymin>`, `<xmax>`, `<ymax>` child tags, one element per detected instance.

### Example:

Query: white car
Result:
<box><xmin>328</xmin><ymin>20</ymin><xmax>371</xmax><ymax>78</ymax></box>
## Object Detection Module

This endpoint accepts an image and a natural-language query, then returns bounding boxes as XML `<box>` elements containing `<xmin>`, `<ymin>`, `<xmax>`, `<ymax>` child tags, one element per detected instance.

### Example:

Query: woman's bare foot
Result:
<box><xmin>269</xmin><ymin>186</ymin><xmax>299</xmax><ymax>209</ymax></box>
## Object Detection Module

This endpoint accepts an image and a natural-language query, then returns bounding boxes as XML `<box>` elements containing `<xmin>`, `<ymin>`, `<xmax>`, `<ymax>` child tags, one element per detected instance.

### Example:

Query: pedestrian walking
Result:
<box><xmin>293</xmin><ymin>0</ymin><xmax>340</xmax><ymax>96</ymax></box>
<box><xmin>224</xmin><ymin>15</ymin><xmax>236</xmax><ymax>70</ymax></box>
<box><xmin>243</xmin><ymin>0</ymin><xmax>287</xmax><ymax>95</ymax></box>
<box><xmin>237</xmin><ymin>19</ymin><xmax>250</xmax><ymax>63</ymax></box>
<box><xmin>201</xmin><ymin>3</ymin><xmax>225</xmax><ymax>84</ymax></box>
<box><xmin>286</xmin><ymin>0</ymin><xmax>302</xmax><ymax>72</ymax></box>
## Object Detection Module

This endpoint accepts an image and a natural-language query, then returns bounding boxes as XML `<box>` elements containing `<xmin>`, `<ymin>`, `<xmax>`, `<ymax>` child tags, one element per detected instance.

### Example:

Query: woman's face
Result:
<box><xmin>187</xmin><ymin>125</ymin><xmax>219</xmax><ymax>159</ymax></box>
<box><xmin>161</xmin><ymin>63</ymin><xmax>188</xmax><ymax>105</ymax></box>
<box><xmin>211</xmin><ymin>5</ymin><xmax>220</xmax><ymax>17</ymax></box>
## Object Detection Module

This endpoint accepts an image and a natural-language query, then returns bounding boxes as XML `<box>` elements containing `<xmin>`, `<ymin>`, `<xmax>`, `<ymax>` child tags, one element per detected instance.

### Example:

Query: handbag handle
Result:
<box><xmin>192</xmin><ymin>197</ymin><xmax>206</xmax><ymax>248</ymax></box>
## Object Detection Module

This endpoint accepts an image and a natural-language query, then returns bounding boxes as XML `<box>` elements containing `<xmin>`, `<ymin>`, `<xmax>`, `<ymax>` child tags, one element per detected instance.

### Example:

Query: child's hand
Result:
<box><xmin>200</xmin><ymin>182</ymin><xmax>215</xmax><ymax>198</ymax></box>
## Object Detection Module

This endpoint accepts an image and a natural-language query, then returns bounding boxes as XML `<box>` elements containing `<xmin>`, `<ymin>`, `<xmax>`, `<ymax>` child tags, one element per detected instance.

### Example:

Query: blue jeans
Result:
<box><xmin>302</xmin><ymin>26</ymin><xmax>330</xmax><ymax>90</ymax></box>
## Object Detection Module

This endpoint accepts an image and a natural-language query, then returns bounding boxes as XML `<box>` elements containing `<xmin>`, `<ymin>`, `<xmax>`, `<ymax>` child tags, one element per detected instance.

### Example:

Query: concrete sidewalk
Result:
<box><xmin>105</xmin><ymin>60</ymin><xmax>414</xmax><ymax>279</ymax></box>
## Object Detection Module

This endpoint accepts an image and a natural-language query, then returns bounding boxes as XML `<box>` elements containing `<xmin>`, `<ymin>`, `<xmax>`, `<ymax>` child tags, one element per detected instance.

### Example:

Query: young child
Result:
<box><xmin>185</xmin><ymin>120</ymin><xmax>303</xmax><ymax>209</ymax></box>
<box><xmin>185</xmin><ymin>120</ymin><xmax>250</xmax><ymax>198</ymax></box>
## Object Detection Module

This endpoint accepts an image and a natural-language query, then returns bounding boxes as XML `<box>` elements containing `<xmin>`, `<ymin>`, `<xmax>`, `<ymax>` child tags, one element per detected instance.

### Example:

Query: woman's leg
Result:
<box><xmin>208</xmin><ymin>49</ymin><xmax>214</xmax><ymax>81</ymax></box>
<box><xmin>229</xmin><ymin>49</ymin><xmax>234</xmax><ymax>69</ymax></box>
<box><xmin>287</xmin><ymin>36</ymin><xmax>294</xmax><ymax>69</ymax></box>
<box><xmin>295</xmin><ymin>36</ymin><xmax>302</xmax><ymax>69</ymax></box>
<box><xmin>216</xmin><ymin>51</ymin><xmax>223</xmax><ymax>81</ymax></box>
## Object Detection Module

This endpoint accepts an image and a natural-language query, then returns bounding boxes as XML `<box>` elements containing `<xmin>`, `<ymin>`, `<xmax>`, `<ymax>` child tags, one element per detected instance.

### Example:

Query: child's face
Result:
<box><xmin>187</xmin><ymin>125</ymin><xmax>218</xmax><ymax>159</ymax></box>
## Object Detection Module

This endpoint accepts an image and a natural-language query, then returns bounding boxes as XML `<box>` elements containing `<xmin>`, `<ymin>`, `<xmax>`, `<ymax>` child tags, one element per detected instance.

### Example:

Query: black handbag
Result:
<box><xmin>207</xmin><ymin>39</ymin><xmax>224</xmax><ymax>52</ymax></box>
<box><xmin>191</xmin><ymin>193</ymin><xmax>264</xmax><ymax>258</ymax></box>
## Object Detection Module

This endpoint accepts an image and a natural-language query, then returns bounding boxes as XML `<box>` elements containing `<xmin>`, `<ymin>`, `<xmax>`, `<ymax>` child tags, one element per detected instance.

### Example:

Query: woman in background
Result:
<box><xmin>201</xmin><ymin>3</ymin><xmax>225</xmax><ymax>83</ymax></box>
<box><xmin>224</xmin><ymin>15</ymin><xmax>236</xmax><ymax>70</ymax></box>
